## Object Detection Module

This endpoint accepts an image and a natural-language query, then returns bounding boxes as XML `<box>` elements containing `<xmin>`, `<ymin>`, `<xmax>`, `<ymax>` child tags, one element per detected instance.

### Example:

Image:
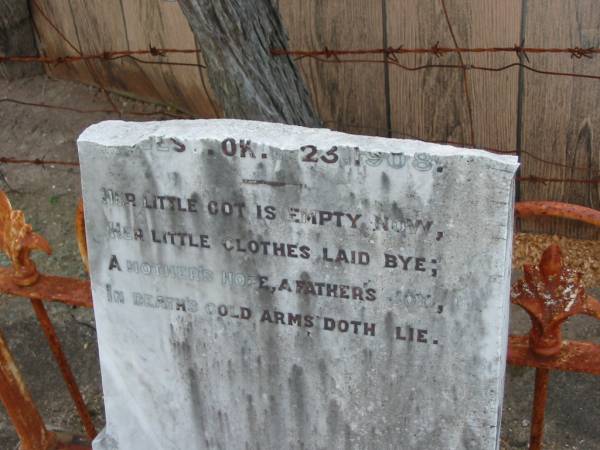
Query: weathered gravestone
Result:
<box><xmin>78</xmin><ymin>119</ymin><xmax>518</xmax><ymax>450</ymax></box>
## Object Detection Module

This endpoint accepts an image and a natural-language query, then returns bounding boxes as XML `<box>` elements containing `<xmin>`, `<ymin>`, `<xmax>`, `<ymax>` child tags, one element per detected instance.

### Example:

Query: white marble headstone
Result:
<box><xmin>78</xmin><ymin>119</ymin><xmax>518</xmax><ymax>450</ymax></box>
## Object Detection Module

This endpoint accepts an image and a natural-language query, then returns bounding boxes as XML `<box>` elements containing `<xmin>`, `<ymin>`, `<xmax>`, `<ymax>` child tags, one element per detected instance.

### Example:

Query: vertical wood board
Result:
<box><xmin>386</xmin><ymin>0</ymin><xmax>469</xmax><ymax>144</ymax></box>
<box><xmin>121</xmin><ymin>0</ymin><xmax>219</xmax><ymax>117</ymax></box>
<box><xmin>29</xmin><ymin>0</ymin><xmax>600</xmax><ymax>238</ymax></box>
<box><xmin>279</xmin><ymin>0</ymin><xmax>387</xmax><ymax>136</ymax></box>
<box><xmin>386</xmin><ymin>0</ymin><xmax>520</xmax><ymax>150</ymax></box>
<box><xmin>31</xmin><ymin>0</ymin><xmax>94</xmax><ymax>84</ymax></box>
<box><xmin>66</xmin><ymin>0</ymin><xmax>154</xmax><ymax>101</ymax></box>
<box><xmin>520</xmin><ymin>0</ymin><xmax>600</xmax><ymax>239</ymax></box>
<box><xmin>442</xmin><ymin>0</ymin><xmax>521</xmax><ymax>151</ymax></box>
<box><xmin>32</xmin><ymin>0</ymin><xmax>219</xmax><ymax>117</ymax></box>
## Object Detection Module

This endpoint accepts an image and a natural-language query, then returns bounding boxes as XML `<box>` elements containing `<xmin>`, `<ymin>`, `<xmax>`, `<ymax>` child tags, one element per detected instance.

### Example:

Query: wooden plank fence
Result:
<box><xmin>28</xmin><ymin>0</ymin><xmax>600</xmax><ymax>239</ymax></box>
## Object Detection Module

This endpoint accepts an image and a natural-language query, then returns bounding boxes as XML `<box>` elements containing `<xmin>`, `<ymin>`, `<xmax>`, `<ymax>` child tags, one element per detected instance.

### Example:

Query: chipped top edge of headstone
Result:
<box><xmin>78</xmin><ymin>119</ymin><xmax>519</xmax><ymax>167</ymax></box>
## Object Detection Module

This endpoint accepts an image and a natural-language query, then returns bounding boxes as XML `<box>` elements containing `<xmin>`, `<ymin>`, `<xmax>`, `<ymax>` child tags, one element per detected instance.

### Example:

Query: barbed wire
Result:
<box><xmin>284</xmin><ymin>51</ymin><xmax>600</xmax><ymax>83</ymax></box>
<box><xmin>12</xmin><ymin>44</ymin><xmax>598</xmax><ymax>63</ymax></box>
<box><xmin>30</xmin><ymin>0</ymin><xmax>122</xmax><ymax>114</ymax></box>
<box><xmin>0</xmin><ymin>94</ymin><xmax>595</xmax><ymax>176</ymax></box>
<box><xmin>438</xmin><ymin>0</ymin><xmax>474</xmax><ymax>147</ymax></box>
<box><xmin>0</xmin><ymin>48</ymin><xmax>204</xmax><ymax>68</ymax></box>
<box><xmin>0</xmin><ymin>97</ymin><xmax>597</xmax><ymax>181</ymax></box>
<box><xmin>271</xmin><ymin>45</ymin><xmax>600</xmax><ymax>60</ymax></box>
<box><xmin>0</xmin><ymin>157</ymin><xmax>79</xmax><ymax>167</ymax></box>
<box><xmin>0</xmin><ymin>0</ymin><xmax>597</xmax><ymax>185</ymax></box>
<box><xmin>9</xmin><ymin>46</ymin><xmax>597</xmax><ymax>81</ymax></box>
<box><xmin>0</xmin><ymin>98</ymin><xmax>190</xmax><ymax>119</ymax></box>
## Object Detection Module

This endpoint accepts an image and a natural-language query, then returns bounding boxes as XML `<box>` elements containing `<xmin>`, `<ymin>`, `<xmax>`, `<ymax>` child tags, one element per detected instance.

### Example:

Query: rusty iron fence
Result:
<box><xmin>0</xmin><ymin>192</ymin><xmax>93</xmax><ymax>450</ymax></box>
<box><xmin>0</xmin><ymin>191</ymin><xmax>598</xmax><ymax>449</ymax></box>
<box><xmin>510</xmin><ymin>202</ymin><xmax>600</xmax><ymax>449</ymax></box>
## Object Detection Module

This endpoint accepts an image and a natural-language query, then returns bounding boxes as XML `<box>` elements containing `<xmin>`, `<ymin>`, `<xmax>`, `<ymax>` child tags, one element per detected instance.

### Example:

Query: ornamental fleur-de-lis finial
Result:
<box><xmin>0</xmin><ymin>191</ymin><xmax>51</xmax><ymax>286</ymax></box>
<box><xmin>511</xmin><ymin>244</ymin><xmax>600</xmax><ymax>357</ymax></box>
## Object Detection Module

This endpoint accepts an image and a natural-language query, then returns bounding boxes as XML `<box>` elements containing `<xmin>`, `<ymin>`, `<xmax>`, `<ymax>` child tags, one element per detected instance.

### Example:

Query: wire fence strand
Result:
<box><xmin>271</xmin><ymin>45</ymin><xmax>600</xmax><ymax>59</ymax></box>
<box><xmin>0</xmin><ymin>48</ymin><xmax>204</xmax><ymax>67</ymax></box>
<box><xmin>0</xmin><ymin>98</ymin><xmax>190</xmax><ymax>119</ymax></box>
<box><xmin>3</xmin><ymin>13</ymin><xmax>600</xmax><ymax>184</ymax></box>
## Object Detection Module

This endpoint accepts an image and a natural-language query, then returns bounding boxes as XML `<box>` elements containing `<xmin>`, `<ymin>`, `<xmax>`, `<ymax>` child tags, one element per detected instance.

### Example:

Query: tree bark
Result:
<box><xmin>0</xmin><ymin>0</ymin><xmax>43</xmax><ymax>79</ymax></box>
<box><xmin>177</xmin><ymin>0</ymin><xmax>320</xmax><ymax>126</ymax></box>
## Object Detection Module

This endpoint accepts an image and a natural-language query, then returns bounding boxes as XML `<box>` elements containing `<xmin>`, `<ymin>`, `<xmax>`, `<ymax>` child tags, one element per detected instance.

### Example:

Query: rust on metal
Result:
<box><xmin>0</xmin><ymin>329</ymin><xmax>59</xmax><ymax>450</ymax></box>
<box><xmin>516</xmin><ymin>200</ymin><xmax>600</xmax><ymax>228</ymax></box>
<box><xmin>0</xmin><ymin>267</ymin><xmax>92</xmax><ymax>308</ymax></box>
<box><xmin>508</xmin><ymin>336</ymin><xmax>600</xmax><ymax>375</ymax></box>
<box><xmin>31</xmin><ymin>298</ymin><xmax>97</xmax><ymax>439</ymax></box>
<box><xmin>510</xmin><ymin>244</ymin><xmax>600</xmax><ymax>357</ymax></box>
<box><xmin>76</xmin><ymin>198</ymin><xmax>89</xmax><ymax>272</ymax></box>
<box><xmin>510</xmin><ymin>200</ymin><xmax>600</xmax><ymax>450</ymax></box>
<box><xmin>529</xmin><ymin>368</ymin><xmax>550</xmax><ymax>450</ymax></box>
<box><xmin>0</xmin><ymin>191</ymin><xmax>52</xmax><ymax>286</ymax></box>
<box><xmin>0</xmin><ymin>191</ymin><xmax>93</xmax><ymax>449</ymax></box>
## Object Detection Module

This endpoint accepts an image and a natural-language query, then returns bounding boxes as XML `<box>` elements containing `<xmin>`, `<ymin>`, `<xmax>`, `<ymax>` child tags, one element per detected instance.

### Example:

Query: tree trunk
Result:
<box><xmin>0</xmin><ymin>0</ymin><xmax>43</xmax><ymax>79</ymax></box>
<box><xmin>177</xmin><ymin>0</ymin><xmax>320</xmax><ymax>126</ymax></box>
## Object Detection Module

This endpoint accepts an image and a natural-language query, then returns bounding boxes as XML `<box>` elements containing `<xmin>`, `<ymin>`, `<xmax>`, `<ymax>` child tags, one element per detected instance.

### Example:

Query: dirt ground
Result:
<box><xmin>0</xmin><ymin>75</ymin><xmax>599</xmax><ymax>450</ymax></box>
